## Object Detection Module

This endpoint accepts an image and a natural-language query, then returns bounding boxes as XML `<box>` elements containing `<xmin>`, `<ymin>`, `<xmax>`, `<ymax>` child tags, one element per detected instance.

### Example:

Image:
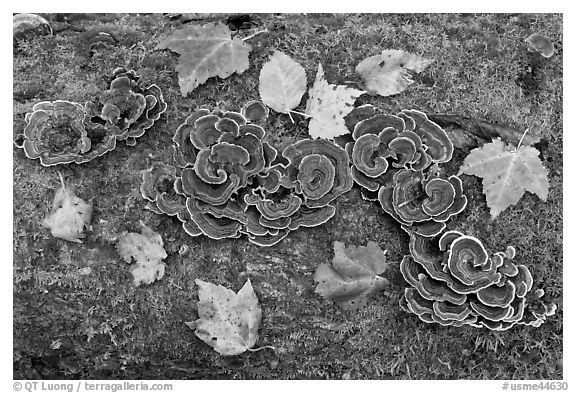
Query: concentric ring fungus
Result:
<box><xmin>86</xmin><ymin>67</ymin><xmax>168</xmax><ymax>146</ymax></box>
<box><xmin>378</xmin><ymin>168</ymin><xmax>467</xmax><ymax>237</ymax></box>
<box><xmin>345</xmin><ymin>105</ymin><xmax>453</xmax><ymax>200</ymax></box>
<box><xmin>282</xmin><ymin>139</ymin><xmax>354</xmax><ymax>208</ymax></box>
<box><xmin>15</xmin><ymin>100</ymin><xmax>92</xmax><ymax>166</ymax></box>
<box><xmin>15</xmin><ymin>68</ymin><xmax>167</xmax><ymax>166</ymax></box>
<box><xmin>146</xmin><ymin>101</ymin><xmax>352</xmax><ymax>246</ymax></box>
<box><xmin>140</xmin><ymin>162</ymin><xmax>187</xmax><ymax>220</ymax></box>
<box><xmin>399</xmin><ymin>231</ymin><xmax>556</xmax><ymax>330</ymax></box>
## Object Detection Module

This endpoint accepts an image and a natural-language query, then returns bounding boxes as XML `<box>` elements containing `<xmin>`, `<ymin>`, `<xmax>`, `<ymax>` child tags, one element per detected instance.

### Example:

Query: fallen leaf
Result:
<box><xmin>314</xmin><ymin>241</ymin><xmax>389</xmax><ymax>310</ymax></box>
<box><xmin>156</xmin><ymin>23</ymin><xmax>251</xmax><ymax>96</ymax></box>
<box><xmin>525</xmin><ymin>33</ymin><xmax>555</xmax><ymax>58</ymax></box>
<box><xmin>13</xmin><ymin>13</ymin><xmax>52</xmax><ymax>38</ymax></box>
<box><xmin>356</xmin><ymin>49</ymin><xmax>434</xmax><ymax>96</ymax></box>
<box><xmin>190</xmin><ymin>279</ymin><xmax>262</xmax><ymax>356</ymax></box>
<box><xmin>259</xmin><ymin>50</ymin><xmax>307</xmax><ymax>114</ymax></box>
<box><xmin>458</xmin><ymin>138</ymin><xmax>549</xmax><ymax>219</ymax></box>
<box><xmin>117</xmin><ymin>221</ymin><xmax>168</xmax><ymax>286</ymax></box>
<box><xmin>444</xmin><ymin>128</ymin><xmax>479</xmax><ymax>150</ymax></box>
<box><xmin>427</xmin><ymin>114</ymin><xmax>542</xmax><ymax>147</ymax></box>
<box><xmin>164</xmin><ymin>13</ymin><xmax>215</xmax><ymax>22</ymax></box>
<box><xmin>42</xmin><ymin>175</ymin><xmax>92</xmax><ymax>243</ymax></box>
<box><xmin>226</xmin><ymin>14</ymin><xmax>257</xmax><ymax>31</ymax></box>
<box><xmin>305</xmin><ymin>63</ymin><xmax>365</xmax><ymax>139</ymax></box>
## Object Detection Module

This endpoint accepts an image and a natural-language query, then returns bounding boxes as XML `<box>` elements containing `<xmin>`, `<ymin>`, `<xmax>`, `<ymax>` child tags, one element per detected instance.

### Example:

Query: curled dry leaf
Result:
<box><xmin>156</xmin><ymin>23</ymin><xmax>252</xmax><ymax>96</ymax></box>
<box><xmin>117</xmin><ymin>221</ymin><xmax>168</xmax><ymax>286</ymax></box>
<box><xmin>305</xmin><ymin>63</ymin><xmax>365</xmax><ymax>139</ymax></box>
<box><xmin>13</xmin><ymin>13</ymin><xmax>52</xmax><ymax>39</ymax></box>
<box><xmin>525</xmin><ymin>33</ymin><xmax>555</xmax><ymax>58</ymax></box>
<box><xmin>356</xmin><ymin>49</ymin><xmax>434</xmax><ymax>96</ymax></box>
<box><xmin>42</xmin><ymin>175</ymin><xmax>93</xmax><ymax>243</ymax></box>
<box><xmin>189</xmin><ymin>279</ymin><xmax>262</xmax><ymax>356</ymax></box>
<box><xmin>458</xmin><ymin>138</ymin><xmax>549</xmax><ymax>219</ymax></box>
<box><xmin>314</xmin><ymin>241</ymin><xmax>389</xmax><ymax>310</ymax></box>
<box><xmin>259</xmin><ymin>50</ymin><xmax>307</xmax><ymax>114</ymax></box>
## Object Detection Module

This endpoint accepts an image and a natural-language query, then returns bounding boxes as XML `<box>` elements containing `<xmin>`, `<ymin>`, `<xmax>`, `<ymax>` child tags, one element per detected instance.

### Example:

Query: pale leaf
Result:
<box><xmin>259</xmin><ymin>50</ymin><xmax>307</xmax><ymax>114</ymax></box>
<box><xmin>117</xmin><ymin>221</ymin><xmax>168</xmax><ymax>286</ymax></box>
<box><xmin>157</xmin><ymin>23</ymin><xmax>251</xmax><ymax>96</ymax></box>
<box><xmin>190</xmin><ymin>279</ymin><xmax>262</xmax><ymax>356</ymax></box>
<box><xmin>305</xmin><ymin>63</ymin><xmax>365</xmax><ymax>139</ymax></box>
<box><xmin>314</xmin><ymin>241</ymin><xmax>389</xmax><ymax>310</ymax></box>
<box><xmin>458</xmin><ymin>138</ymin><xmax>549</xmax><ymax>219</ymax></box>
<box><xmin>42</xmin><ymin>180</ymin><xmax>92</xmax><ymax>243</ymax></box>
<box><xmin>356</xmin><ymin>49</ymin><xmax>434</xmax><ymax>96</ymax></box>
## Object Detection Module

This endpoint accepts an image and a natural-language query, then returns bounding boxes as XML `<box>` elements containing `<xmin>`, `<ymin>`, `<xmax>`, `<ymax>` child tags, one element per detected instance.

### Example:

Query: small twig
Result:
<box><xmin>242</xmin><ymin>29</ymin><xmax>269</xmax><ymax>42</ymax></box>
<box><xmin>516</xmin><ymin>128</ymin><xmax>530</xmax><ymax>150</ymax></box>
<box><xmin>396</xmin><ymin>200</ymin><xmax>412</xmax><ymax>209</ymax></box>
<box><xmin>397</xmin><ymin>193</ymin><xmax>424</xmax><ymax>209</ymax></box>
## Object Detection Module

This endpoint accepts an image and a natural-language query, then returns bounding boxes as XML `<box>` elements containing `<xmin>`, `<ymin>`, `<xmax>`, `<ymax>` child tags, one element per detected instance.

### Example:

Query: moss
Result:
<box><xmin>13</xmin><ymin>13</ymin><xmax>562</xmax><ymax>380</ymax></box>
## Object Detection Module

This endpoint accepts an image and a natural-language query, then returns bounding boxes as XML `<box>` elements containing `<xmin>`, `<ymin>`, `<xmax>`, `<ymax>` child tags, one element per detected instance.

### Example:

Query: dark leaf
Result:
<box><xmin>428</xmin><ymin>114</ymin><xmax>542</xmax><ymax>147</ymax></box>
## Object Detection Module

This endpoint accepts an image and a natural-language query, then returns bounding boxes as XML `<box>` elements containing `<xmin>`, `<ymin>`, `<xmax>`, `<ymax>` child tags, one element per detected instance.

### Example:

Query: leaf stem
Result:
<box><xmin>246</xmin><ymin>345</ymin><xmax>276</xmax><ymax>353</ymax></box>
<box><xmin>57</xmin><ymin>171</ymin><xmax>69</xmax><ymax>197</ymax></box>
<box><xmin>242</xmin><ymin>29</ymin><xmax>269</xmax><ymax>42</ymax></box>
<box><xmin>57</xmin><ymin>172</ymin><xmax>65</xmax><ymax>187</ymax></box>
<box><xmin>516</xmin><ymin>128</ymin><xmax>530</xmax><ymax>150</ymax></box>
<box><xmin>287</xmin><ymin>111</ymin><xmax>295</xmax><ymax>124</ymax></box>
<box><xmin>289</xmin><ymin>110</ymin><xmax>312</xmax><ymax>119</ymax></box>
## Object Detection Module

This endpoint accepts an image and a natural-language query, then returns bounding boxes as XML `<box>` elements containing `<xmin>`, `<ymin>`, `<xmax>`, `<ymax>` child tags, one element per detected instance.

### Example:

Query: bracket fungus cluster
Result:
<box><xmin>399</xmin><ymin>231</ymin><xmax>556</xmax><ymax>330</ymax></box>
<box><xmin>344</xmin><ymin>104</ymin><xmax>465</xmax><ymax>237</ymax></box>
<box><xmin>15</xmin><ymin>67</ymin><xmax>167</xmax><ymax>166</ymax></box>
<box><xmin>142</xmin><ymin>100</ymin><xmax>353</xmax><ymax>246</ymax></box>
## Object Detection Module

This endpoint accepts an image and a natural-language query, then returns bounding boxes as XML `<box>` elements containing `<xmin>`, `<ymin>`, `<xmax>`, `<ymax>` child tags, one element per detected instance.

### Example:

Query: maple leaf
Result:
<box><xmin>356</xmin><ymin>49</ymin><xmax>434</xmax><ymax>96</ymax></box>
<box><xmin>42</xmin><ymin>174</ymin><xmax>92</xmax><ymax>243</ymax></box>
<box><xmin>190</xmin><ymin>279</ymin><xmax>263</xmax><ymax>356</ymax></box>
<box><xmin>314</xmin><ymin>241</ymin><xmax>389</xmax><ymax>310</ymax></box>
<box><xmin>117</xmin><ymin>221</ymin><xmax>168</xmax><ymax>286</ymax></box>
<box><xmin>458</xmin><ymin>138</ymin><xmax>549</xmax><ymax>219</ymax></box>
<box><xmin>305</xmin><ymin>63</ymin><xmax>365</xmax><ymax>139</ymax></box>
<box><xmin>157</xmin><ymin>23</ymin><xmax>251</xmax><ymax>96</ymax></box>
<box><xmin>259</xmin><ymin>50</ymin><xmax>307</xmax><ymax>114</ymax></box>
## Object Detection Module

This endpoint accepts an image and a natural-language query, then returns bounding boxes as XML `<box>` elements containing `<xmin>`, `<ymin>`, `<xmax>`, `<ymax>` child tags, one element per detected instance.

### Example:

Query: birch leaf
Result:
<box><xmin>190</xmin><ymin>279</ymin><xmax>262</xmax><ymax>356</ymax></box>
<box><xmin>259</xmin><ymin>50</ymin><xmax>307</xmax><ymax>114</ymax></box>
<box><xmin>156</xmin><ymin>23</ymin><xmax>251</xmax><ymax>96</ymax></box>
<box><xmin>458</xmin><ymin>138</ymin><xmax>549</xmax><ymax>219</ymax></box>
<box><xmin>117</xmin><ymin>221</ymin><xmax>168</xmax><ymax>286</ymax></box>
<box><xmin>356</xmin><ymin>49</ymin><xmax>434</xmax><ymax>96</ymax></box>
<box><xmin>42</xmin><ymin>176</ymin><xmax>92</xmax><ymax>243</ymax></box>
<box><xmin>305</xmin><ymin>63</ymin><xmax>365</xmax><ymax>139</ymax></box>
<box><xmin>314</xmin><ymin>241</ymin><xmax>389</xmax><ymax>310</ymax></box>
